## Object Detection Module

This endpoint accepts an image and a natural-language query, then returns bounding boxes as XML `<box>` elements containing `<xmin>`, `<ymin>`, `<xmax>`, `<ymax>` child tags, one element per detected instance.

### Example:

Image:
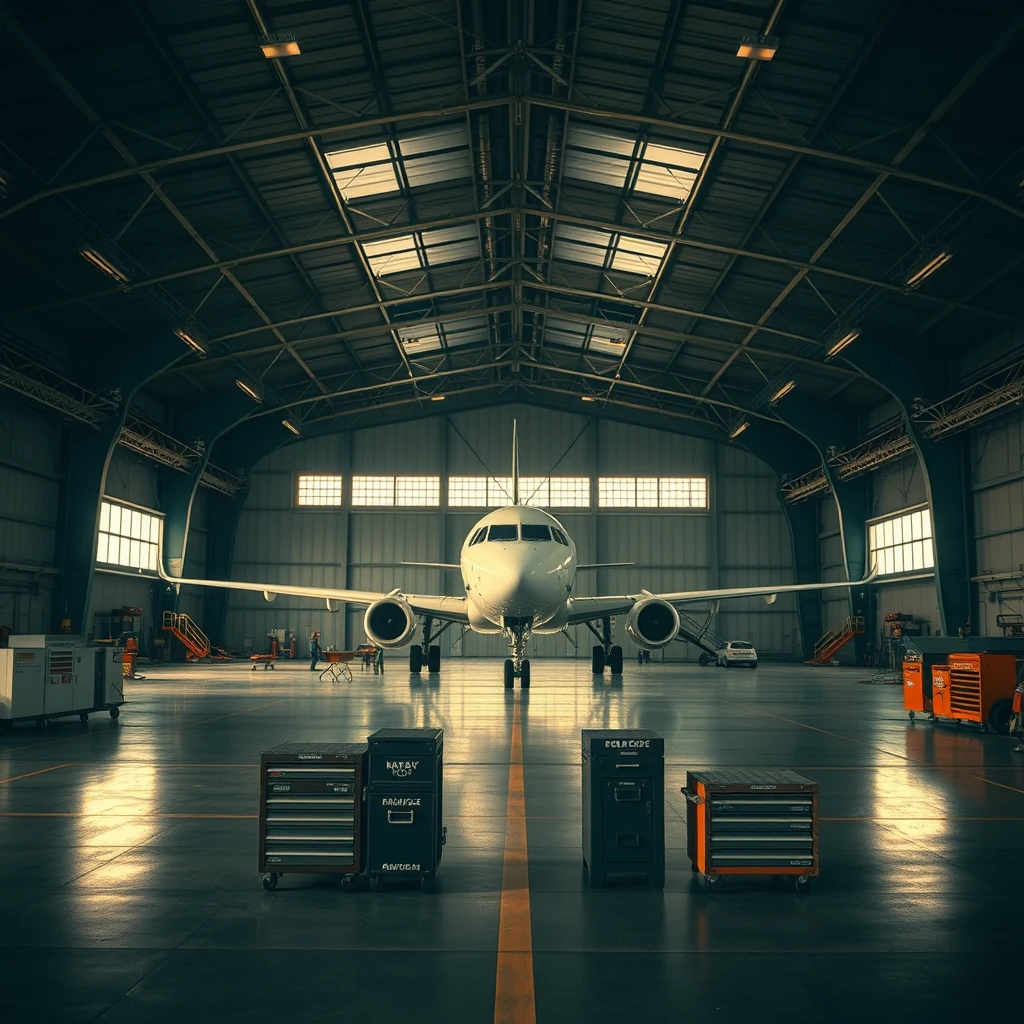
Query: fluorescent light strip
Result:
<box><xmin>826</xmin><ymin>329</ymin><xmax>860</xmax><ymax>359</ymax></box>
<box><xmin>729</xmin><ymin>420</ymin><xmax>749</xmax><ymax>439</ymax></box>
<box><xmin>736</xmin><ymin>34</ymin><xmax>779</xmax><ymax>60</ymax></box>
<box><xmin>281</xmin><ymin>418</ymin><xmax>301</xmax><ymax>436</ymax></box>
<box><xmin>80</xmin><ymin>248</ymin><xmax>129</xmax><ymax>285</ymax></box>
<box><xmin>906</xmin><ymin>251</ymin><xmax>952</xmax><ymax>288</ymax></box>
<box><xmin>236</xmin><ymin>379</ymin><xmax>262</xmax><ymax>403</ymax></box>
<box><xmin>174</xmin><ymin>328</ymin><xmax>207</xmax><ymax>356</ymax></box>
<box><xmin>770</xmin><ymin>380</ymin><xmax>796</xmax><ymax>404</ymax></box>
<box><xmin>259</xmin><ymin>34</ymin><xmax>300</xmax><ymax>58</ymax></box>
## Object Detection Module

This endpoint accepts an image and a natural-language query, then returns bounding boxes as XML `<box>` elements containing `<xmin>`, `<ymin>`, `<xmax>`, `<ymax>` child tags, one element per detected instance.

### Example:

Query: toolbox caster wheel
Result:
<box><xmin>340</xmin><ymin>876</ymin><xmax>353</xmax><ymax>891</ymax></box>
<box><xmin>908</xmin><ymin>711</ymin><xmax>915</xmax><ymax>721</ymax></box>
<box><xmin>109</xmin><ymin>707</ymin><xmax>120</xmax><ymax>720</ymax></box>
<box><xmin>705</xmin><ymin>875</ymin><xmax>721</xmax><ymax>893</ymax></box>
<box><xmin>420</xmin><ymin>876</ymin><xmax>434</xmax><ymax>894</ymax></box>
<box><xmin>795</xmin><ymin>876</ymin><xmax>812</xmax><ymax>894</ymax></box>
<box><xmin>369</xmin><ymin>875</ymin><xmax>381</xmax><ymax>892</ymax></box>
<box><xmin>980</xmin><ymin>723</ymin><xmax>988</xmax><ymax>734</ymax></box>
<box><xmin>79</xmin><ymin>713</ymin><xmax>89</xmax><ymax>723</ymax></box>
<box><xmin>36</xmin><ymin>717</ymin><xmax>48</xmax><ymax>731</ymax></box>
<box><xmin>262</xmin><ymin>873</ymin><xmax>278</xmax><ymax>891</ymax></box>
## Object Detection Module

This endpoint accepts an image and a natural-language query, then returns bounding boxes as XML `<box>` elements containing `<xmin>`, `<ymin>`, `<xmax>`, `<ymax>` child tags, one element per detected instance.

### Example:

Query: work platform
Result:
<box><xmin>0</xmin><ymin>659</ymin><xmax>1020</xmax><ymax>1023</ymax></box>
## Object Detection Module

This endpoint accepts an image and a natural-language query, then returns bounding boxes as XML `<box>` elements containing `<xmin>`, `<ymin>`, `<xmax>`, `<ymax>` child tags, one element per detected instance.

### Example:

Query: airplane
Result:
<box><xmin>159</xmin><ymin>422</ymin><xmax>876</xmax><ymax>688</ymax></box>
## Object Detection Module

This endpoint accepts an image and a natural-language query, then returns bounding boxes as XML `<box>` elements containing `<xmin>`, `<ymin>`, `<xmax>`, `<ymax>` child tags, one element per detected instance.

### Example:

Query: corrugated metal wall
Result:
<box><xmin>223</xmin><ymin>406</ymin><xmax>802</xmax><ymax>660</ymax></box>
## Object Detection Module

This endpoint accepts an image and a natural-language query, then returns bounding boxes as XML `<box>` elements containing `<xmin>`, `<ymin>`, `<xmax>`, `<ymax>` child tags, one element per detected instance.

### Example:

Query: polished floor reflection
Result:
<box><xmin>1</xmin><ymin>658</ymin><xmax>1022</xmax><ymax>1023</ymax></box>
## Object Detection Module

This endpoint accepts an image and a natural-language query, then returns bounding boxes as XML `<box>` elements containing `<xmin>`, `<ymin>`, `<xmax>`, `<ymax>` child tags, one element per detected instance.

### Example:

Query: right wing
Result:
<box><xmin>159</xmin><ymin>561</ymin><xmax>469</xmax><ymax>623</ymax></box>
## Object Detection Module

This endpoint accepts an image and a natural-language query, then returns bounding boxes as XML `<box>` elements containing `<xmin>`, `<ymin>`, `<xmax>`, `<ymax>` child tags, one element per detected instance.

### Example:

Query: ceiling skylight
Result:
<box><xmin>326</xmin><ymin>125</ymin><xmax>472</xmax><ymax>202</ymax></box>
<box><xmin>552</xmin><ymin>224</ymin><xmax>668</xmax><ymax>277</ymax></box>
<box><xmin>362</xmin><ymin>223</ymin><xmax>480</xmax><ymax>277</ymax></box>
<box><xmin>542</xmin><ymin>317</ymin><xmax>630</xmax><ymax>354</ymax></box>
<box><xmin>563</xmin><ymin>126</ymin><xmax>703</xmax><ymax>201</ymax></box>
<box><xmin>397</xmin><ymin>315</ymin><xmax>489</xmax><ymax>353</ymax></box>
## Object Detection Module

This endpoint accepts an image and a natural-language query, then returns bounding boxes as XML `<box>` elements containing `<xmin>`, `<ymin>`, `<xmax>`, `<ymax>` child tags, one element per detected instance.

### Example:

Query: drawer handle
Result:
<box><xmin>615</xmin><ymin>763</ymin><xmax>641</xmax><ymax>769</ymax></box>
<box><xmin>387</xmin><ymin>809</ymin><xmax>415</xmax><ymax>824</ymax></box>
<box><xmin>616</xmin><ymin>833</ymin><xmax>641</xmax><ymax>847</ymax></box>
<box><xmin>614</xmin><ymin>786</ymin><xmax>642</xmax><ymax>802</ymax></box>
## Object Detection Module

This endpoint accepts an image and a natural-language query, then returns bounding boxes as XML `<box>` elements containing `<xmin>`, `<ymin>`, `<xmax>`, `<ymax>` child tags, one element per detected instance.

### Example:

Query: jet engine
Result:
<box><xmin>363</xmin><ymin>597</ymin><xmax>416</xmax><ymax>648</ymax></box>
<box><xmin>624</xmin><ymin>595</ymin><xmax>680</xmax><ymax>650</ymax></box>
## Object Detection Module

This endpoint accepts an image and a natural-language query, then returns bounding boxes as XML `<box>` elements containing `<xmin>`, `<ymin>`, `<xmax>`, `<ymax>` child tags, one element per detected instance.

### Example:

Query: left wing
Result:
<box><xmin>159</xmin><ymin>562</ymin><xmax>469</xmax><ymax>623</ymax></box>
<box><xmin>566</xmin><ymin>568</ymin><xmax>878</xmax><ymax>625</ymax></box>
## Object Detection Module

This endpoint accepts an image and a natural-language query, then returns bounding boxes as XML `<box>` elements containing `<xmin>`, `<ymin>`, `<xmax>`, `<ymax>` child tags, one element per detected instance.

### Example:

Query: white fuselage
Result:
<box><xmin>459</xmin><ymin>506</ymin><xmax>576</xmax><ymax>634</ymax></box>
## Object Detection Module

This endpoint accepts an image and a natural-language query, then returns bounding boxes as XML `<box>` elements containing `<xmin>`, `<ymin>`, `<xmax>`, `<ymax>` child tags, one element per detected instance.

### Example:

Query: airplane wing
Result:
<box><xmin>566</xmin><ymin>568</ymin><xmax>878</xmax><ymax>625</ymax></box>
<box><xmin>158</xmin><ymin>562</ymin><xmax>469</xmax><ymax>623</ymax></box>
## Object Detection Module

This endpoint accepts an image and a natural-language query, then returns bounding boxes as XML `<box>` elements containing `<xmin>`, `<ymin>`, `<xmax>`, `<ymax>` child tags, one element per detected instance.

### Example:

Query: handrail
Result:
<box><xmin>812</xmin><ymin>615</ymin><xmax>865</xmax><ymax>661</ymax></box>
<box><xmin>161</xmin><ymin>610</ymin><xmax>211</xmax><ymax>659</ymax></box>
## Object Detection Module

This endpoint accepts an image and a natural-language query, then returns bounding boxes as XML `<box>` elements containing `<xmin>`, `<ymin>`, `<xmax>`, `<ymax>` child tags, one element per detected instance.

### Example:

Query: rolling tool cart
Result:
<box><xmin>366</xmin><ymin>728</ymin><xmax>446</xmax><ymax>892</ymax></box>
<box><xmin>683</xmin><ymin>770</ymin><xmax>818</xmax><ymax>893</ymax></box>
<box><xmin>581</xmin><ymin>729</ymin><xmax>664</xmax><ymax>888</ymax></box>
<box><xmin>258</xmin><ymin>742</ymin><xmax>367</xmax><ymax>891</ymax></box>
<box><xmin>929</xmin><ymin>653</ymin><xmax>1019</xmax><ymax>733</ymax></box>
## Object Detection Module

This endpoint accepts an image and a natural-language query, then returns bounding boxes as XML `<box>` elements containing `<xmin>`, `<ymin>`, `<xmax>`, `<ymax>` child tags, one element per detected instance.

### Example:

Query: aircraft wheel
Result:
<box><xmin>503</xmin><ymin>659</ymin><xmax>515</xmax><ymax>689</ymax></box>
<box><xmin>409</xmin><ymin>645</ymin><xmax>423</xmax><ymax>673</ymax></box>
<box><xmin>427</xmin><ymin>645</ymin><xmax>441</xmax><ymax>673</ymax></box>
<box><xmin>608</xmin><ymin>646</ymin><xmax>623</xmax><ymax>675</ymax></box>
<box><xmin>591</xmin><ymin>646</ymin><xmax>605</xmax><ymax>674</ymax></box>
<box><xmin>521</xmin><ymin>660</ymin><xmax>531</xmax><ymax>688</ymax></box>
<box><xmin>698</xmin><ymin>653</ymin><xmax>709</xmax><ymax>667</ymax></box>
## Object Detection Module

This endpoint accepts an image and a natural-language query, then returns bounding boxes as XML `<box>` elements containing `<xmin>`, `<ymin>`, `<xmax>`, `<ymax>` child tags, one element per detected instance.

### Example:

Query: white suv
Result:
<box><xmin>716</xmin><ymin>641</ymin><xmax>758</xmax><ymax>668</ymax></box>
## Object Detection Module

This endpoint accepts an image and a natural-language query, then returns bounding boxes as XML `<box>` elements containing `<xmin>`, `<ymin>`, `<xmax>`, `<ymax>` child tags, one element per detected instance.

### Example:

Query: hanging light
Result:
<box><xmin>770</xmin><ymin>380</ymin><xmax>794</xmax><ymax>403</ymax></box>
<box><xmin>235</xmin><ymin>379</ymin><xmax>262</xmax><ymax>403</ymax></box>
<box><xmin>259</xmin><ymin>33</ymin><xmax>301</xmax><ymax>58</ymax></box>
<box><xmin>281</xmin><ymin>418</ymin><xmax>301</xmax><ymax>437</ymax></box>
<box><xmin>826</xmin><ymin>329</ymin><xmax>860</xmax><ymax>360</ymax></box>
<box><xmin>174</xmin><ymin>328</ymin><xmax>207</xmax><ymax>356</ymax></box>
<box><xmin>581</xmin><ymin>395</ymin><xmax>595</xmax><ymax>402</ymax></box>
<box><xmin>729</xmin><ymin>420</ymin><xmax>749</xmax><ymax>439</ymax></box>
<box><xmin>80</xmin><ymin>248</ymin><xmax>129</xmax><ymax>287</ymax></box>
<box><xmin>736</xmin><ymin>34</ymin><xmax>779</xmax><ymax>60</ymax></box>
<box><xmin>906</xmin><ymin>251</ymin><xmax>952</xmax><ymax>289</ymax></box>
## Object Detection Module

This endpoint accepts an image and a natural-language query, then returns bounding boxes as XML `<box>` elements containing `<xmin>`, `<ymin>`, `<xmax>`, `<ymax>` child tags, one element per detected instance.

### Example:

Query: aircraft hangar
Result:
<box><xmin>1</xmin><ymin>0</ymin><xmax>1023</xmax><ymax>1020</ymax></box>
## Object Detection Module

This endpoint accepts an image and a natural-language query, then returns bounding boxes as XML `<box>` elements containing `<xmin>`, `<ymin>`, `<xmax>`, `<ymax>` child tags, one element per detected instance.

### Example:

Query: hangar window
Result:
<box><xmin>448</xmin><ymin>476</ymin><xmax>514</xmax><ymax>507</ymax></box>
<box><xmin>296</xmin><ymin>474</ymin><xmax>343</xmax><ymax>507</ymax></box>
<box><xmin>599</xmin><ymin>476</ymin><xmax>707</xmax><ymax>509</ymax></box>
<box><xmin>521</xmin><ymin>477</ymin><xmax>591</xmax><ymax>508</ymax></box>
<box><xmin>397</xmin><ymin>315</ymin><xmax>489</xmax><ymax>354</ymax></box>
<box><xmin>325</xmin><ymin>125</ymin><xmax>471</xmax><ymax>202</ymax></box>
<box><xmin>351</xmin><ymin>476</ymin><xmax>440</xmax><ymax>507</ymax></box>
<box><xmin>362</xmin><ymin>223</ymin><xmax>480</xmax><ymax>277</ymax></box>
<box><xmin>563</xmin><ymin>126</ymin><xmax>703</xmax><ymax>201</ymax></box>
<box><xmin>97</xmin><ymin>500</ymin><xmax>160</xmax><ymax>572</ymax></box>
<box><xmin>552</xmin><ymin>224</ymin><xmax>668</xmax><ymax>277</ymax></box>
<box><xmin>868</xmin><ymin>507</ymin><xmax>934</xmax><ymax>577</ymax></box>
<box><xmin>540</xmin><ymin>316</ymin><xmax>630</xmax><ymax>357</ymax></box>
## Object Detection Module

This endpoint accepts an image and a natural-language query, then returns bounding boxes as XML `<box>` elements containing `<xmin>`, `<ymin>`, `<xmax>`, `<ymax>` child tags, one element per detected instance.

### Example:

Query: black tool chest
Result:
<box><xmin>258</xmin><ymin>742</ymin><xmax>367</xmax><ymax>891</ymax></box>
<box><xmin>581</xmin><ymin>729</ymin><xmax>664</xmax><ymax>888</ymax></box>
<box><xmin>366</xmin><ymin>728</ymin><xmax>446</xmax><ymax>892</ymax></box>
<box><xmin>683</xmin><ymin>769</ymin><xmax>818</xmax><ymax>892</ymax></box>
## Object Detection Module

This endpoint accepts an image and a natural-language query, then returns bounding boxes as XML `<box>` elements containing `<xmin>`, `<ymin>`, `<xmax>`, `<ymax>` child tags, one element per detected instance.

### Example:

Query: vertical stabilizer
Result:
<box><xmin>512</xmin><ymin>419</ymin><xmax>521</xmax><ymax>505</ymax></box>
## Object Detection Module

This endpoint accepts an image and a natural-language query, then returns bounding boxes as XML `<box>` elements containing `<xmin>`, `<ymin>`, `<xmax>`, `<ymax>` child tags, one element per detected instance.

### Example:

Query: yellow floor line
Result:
<box><xmin>970</xmin><ymin>775</ymin><xmax>1024</xmax><ymax>797</ymax></box>
<box><xmin>494</xmin><ymin>695</ymin><xmax>536</xmax><ymax>1024</ymax></box>
<box><xmin>0</xmin><ymin>763</ymin><xmax>71</xmax><ymax>785</ymax></box>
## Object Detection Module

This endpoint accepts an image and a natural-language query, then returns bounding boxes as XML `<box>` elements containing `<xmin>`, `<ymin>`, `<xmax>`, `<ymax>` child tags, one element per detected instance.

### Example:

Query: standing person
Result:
<box><xmin>309</xmin><ymin>631</ymin><xmax>322</xmax><ymax>672</ymax></box>
<box><xmin>374</xmin><ymin>646</ymin><xmax>384</xmax><ymax>675</ymax></box>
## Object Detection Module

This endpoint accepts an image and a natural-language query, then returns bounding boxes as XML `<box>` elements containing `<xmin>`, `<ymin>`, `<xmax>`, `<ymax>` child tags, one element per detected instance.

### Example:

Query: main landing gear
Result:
<box><xmin>409</xmin><ymin>616</ymin><xmax>451</xmax><ymax>674</ymax></box>
<box><xmin>503</xmin><ymin>618</ymin><xmax>531</xmax><ymax>689</ymax></box>
<box><xmin>586</xmin><ymin>616</ymin><xmax>623</xmax><ymax>676</ymax></box>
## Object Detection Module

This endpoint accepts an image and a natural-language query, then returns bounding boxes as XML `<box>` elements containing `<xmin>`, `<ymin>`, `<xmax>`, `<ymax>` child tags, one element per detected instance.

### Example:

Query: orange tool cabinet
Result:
<box><xmin>683</xmin><ymin>770</ymin><xmax>818</xmax><ymax>893</ymax></box>
<box><xmin>930</xmin><ymin>654</ymin><xmax>1019</xmax><ymax>733</ymax></box>
<box><xmin>903</xmin><ymin>661</ymin><xmax>929</xmax><ymax>717</ymax></box>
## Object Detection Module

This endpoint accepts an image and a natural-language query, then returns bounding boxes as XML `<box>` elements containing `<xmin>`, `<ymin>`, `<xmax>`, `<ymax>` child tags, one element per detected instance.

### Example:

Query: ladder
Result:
<box><xmin>676</xmin><ymin>608</ymin><xmax>728</xmax><ymax>656</ymax></box>
<box><xmin>807</xmin><ymin>615</ymin><xmax>865</xmax><ymax>664</ymax></box>
<box><xmin>162</xmin><ymin>610</ymin><xmax>211</xmax><ymax>660</ymax></box>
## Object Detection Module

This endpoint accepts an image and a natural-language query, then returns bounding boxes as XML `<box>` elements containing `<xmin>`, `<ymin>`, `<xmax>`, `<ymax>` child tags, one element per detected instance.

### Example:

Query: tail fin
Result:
<box><xmin>512</xmin><ymin>419</ymin><xmax>521</xmax><ymax>505</ymax></box>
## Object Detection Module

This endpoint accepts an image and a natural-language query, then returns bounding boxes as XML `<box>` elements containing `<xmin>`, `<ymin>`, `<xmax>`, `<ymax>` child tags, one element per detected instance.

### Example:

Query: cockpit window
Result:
<box><xmin>469</xmin><ymin>528</ymin><xmax>487</xmax><ymax>546</ymax></box>
<box><xmin>552</xmin><ymin>528</ymin><xmax>568</xmax><ymax>546</ymax></box>
<box><xmin>487</xmin><ymin>525</ymin><xmax>519</xmax><ymax>542</ymax></box>
<box><xmin>521</xmin><ymin>525</ymin><xmax>551</xmax><ymax>542</ymax></box>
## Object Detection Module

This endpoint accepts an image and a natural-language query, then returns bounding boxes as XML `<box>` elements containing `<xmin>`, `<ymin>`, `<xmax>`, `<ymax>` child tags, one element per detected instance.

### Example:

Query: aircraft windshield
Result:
<box><xmin>521</xmin><ymin>525</ymin><xmax>551</xmax><ymax>542</ymax></box>
<box><xmin>487</xmin><ymin>525</ymin><xmax>519</xmax><ymax>542</ymax></box>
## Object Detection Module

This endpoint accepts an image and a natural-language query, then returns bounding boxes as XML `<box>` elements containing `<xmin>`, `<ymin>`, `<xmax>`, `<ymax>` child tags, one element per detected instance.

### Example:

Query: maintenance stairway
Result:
<box><xmin>676</xmin><ymin>609</ymin><xmax>727</xmax><ymax>660</ymax></box>
<box><xmin>807</xmin><ymin>616</ymin><xmax>865</xmax><ymax>664</ymax></box>
<box><xmin>162</xmin><ymin>611</ymin><xmax>211</xmax><ymax>660</ymax></box>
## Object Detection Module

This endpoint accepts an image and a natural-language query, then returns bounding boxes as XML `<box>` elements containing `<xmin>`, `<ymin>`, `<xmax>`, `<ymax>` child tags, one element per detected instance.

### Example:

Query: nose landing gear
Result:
<box><xmin>503</xmin><ymin>620</ymin><xmax>531</xmax><ymax>688</ymax></box>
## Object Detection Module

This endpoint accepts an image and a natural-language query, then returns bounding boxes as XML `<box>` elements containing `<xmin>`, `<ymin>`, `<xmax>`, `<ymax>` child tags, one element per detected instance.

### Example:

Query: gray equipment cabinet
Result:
<box><xmin>582</xmin><ymin>729</ymin><xmax>664</xmax><ymax>888</ymax></box>
<box><xmin>366</xmin><ymin>728</ymin><xmax>446</xmax><ymax>893</ymax></box>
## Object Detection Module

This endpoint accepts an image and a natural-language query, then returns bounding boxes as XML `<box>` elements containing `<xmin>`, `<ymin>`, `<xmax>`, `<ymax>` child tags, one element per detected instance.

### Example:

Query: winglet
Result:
<box><xmin>511</xmin><ymin>418</ymin><xmax>521</xmax><ymax>505</ymax></box>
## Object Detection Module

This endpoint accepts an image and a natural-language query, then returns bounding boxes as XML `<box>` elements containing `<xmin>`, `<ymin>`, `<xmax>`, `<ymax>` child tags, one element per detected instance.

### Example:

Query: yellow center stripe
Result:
<box><xmin>0</xmin><ymin>763</ymin><xmax>71</xmax><ymax>785</ymax></box>
<box><xmin>494</xmin><ymin>695</ymin><xmax>536</xmax><ymax>1024</ymax></box>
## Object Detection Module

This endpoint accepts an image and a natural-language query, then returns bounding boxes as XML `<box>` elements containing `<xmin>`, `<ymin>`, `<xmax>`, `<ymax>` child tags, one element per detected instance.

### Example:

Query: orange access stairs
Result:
<box><xmin>807</xmin><ymin>615</ymin><xmax>865</xmax><ymax>664</ymax></box>
<box><xmin>162</xmin><ymin>610</ymin><xmax>211</xmax><ymax>661</ymax></box>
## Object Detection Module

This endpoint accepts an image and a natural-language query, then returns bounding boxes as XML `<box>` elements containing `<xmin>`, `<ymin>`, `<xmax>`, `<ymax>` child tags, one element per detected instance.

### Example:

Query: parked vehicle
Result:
<box><xmin>716</xmin><ymin>641</ymin><xmax>758</xmax><ymax>668</ymax></box>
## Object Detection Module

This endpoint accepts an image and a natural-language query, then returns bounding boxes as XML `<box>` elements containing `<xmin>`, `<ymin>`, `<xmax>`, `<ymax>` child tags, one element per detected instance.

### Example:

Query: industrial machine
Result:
<box><xmin>581</xmin><ymin>729</ymin><xmax>665</xmax><ymax>888</ymax></box>
<box><xmin>259</xmin><ymin>742</ymin><xmax>367</xmax><ymax>891</ymax></box>
<box><xmin>929</xmin><ymin>653</ymin><xmax>1019</xmax><ymax>733</ymax></box>
<box><xmin>683</xmin><ymin>770</ymin><xmax>818</xmax><ymax>892</ymax></box>
<box><xmin>366</xmin><ymin>728</ymin><xmax>446</xmax><ymax>892</ymax></box>
<box><xmin>0</xmin><ymin>636</ymin><xmax>124</xmax><ymax>730</ymax></box>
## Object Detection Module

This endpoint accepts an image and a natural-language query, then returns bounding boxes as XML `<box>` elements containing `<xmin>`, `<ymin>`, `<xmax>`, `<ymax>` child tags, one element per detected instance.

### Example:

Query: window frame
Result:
<box><xmin>294</xmin><ymin>473</ymin><xmax>344</xmax><ymax>508</ymax></box>
<box><xmin>597</xmin><ymin>475</ymin><xmax>710</xmax><ymax>511</ymax></box>
<box><xmin>96</xmin><ymin>498</ymin><xmax>162</xmax><ymax>574</ymax></box>
<box><xmin>866</xmin><ymin>504</ymin><xmax>935</xmax><ymax>579</ymax></box>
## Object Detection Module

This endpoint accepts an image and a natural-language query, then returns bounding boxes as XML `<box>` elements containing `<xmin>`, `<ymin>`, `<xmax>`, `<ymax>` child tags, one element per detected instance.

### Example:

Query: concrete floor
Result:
<box><xmin>1</xmin><ymin>657</ymin><xmax>1022</xmax><ymax>1023</ymax></box>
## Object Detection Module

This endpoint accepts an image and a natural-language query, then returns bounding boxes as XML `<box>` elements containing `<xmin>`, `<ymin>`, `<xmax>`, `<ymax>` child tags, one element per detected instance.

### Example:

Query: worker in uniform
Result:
<box><xmin>374</xmin><ymin>646</ymin><xmax>385</xmax><ymax>675</ymax></box>
<box><xmin>309</xmin><ymin>631</ymin><xmax>322</xmax><ymax>672</ymax></box>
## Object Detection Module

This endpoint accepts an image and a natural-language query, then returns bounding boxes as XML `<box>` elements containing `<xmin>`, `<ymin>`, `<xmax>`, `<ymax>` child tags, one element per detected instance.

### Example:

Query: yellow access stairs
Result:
<box><xmin>807</xmin><ymin>615</ymin><xmax>865</xmax><ymax>664</ymax></box>
<box><xmin>162</xmin><ymin>611</ymin><xmax>211</xmax><ymax>660</ymax></box>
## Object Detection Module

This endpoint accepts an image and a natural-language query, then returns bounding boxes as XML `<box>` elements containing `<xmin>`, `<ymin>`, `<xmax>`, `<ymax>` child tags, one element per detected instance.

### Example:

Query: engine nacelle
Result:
<box><xmin>363</xmin><ymin>597</ymin><xmax>416</xmax><ymax>648</ymax></box>
<box><xmin>625</xmin><ymin>595</ymin><xmax>680</xmax><ymax>650</ymax></box>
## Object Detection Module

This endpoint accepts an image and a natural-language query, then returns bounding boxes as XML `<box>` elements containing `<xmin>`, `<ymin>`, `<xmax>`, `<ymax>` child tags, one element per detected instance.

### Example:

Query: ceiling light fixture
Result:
<box><xmin>174</xmin><ymin>328</ymin><xmax>207</xmax><ymax>356</ymax></box>
<box><xmin>736</xmin><ymin>34</ymin><xmax>779</xmax><ymax>60</ymax></box>
<box><xmin>281</xmin><ymin>418</ymin><xmax>301</xmax><ymax>437</ymax></box>
<box><xmin>581</xmin><ymin>395</ymin><xmax>595</xmax><ymax>402</ymax></box>
<box><xmin>770</xmin><ymin>380</ymin><xmax>796</xmax><ymax>405</ymax></box>
<box><xmin>826</xmin><ymin>329</ymin><xmax>860</xmax><ymax>360</ymax></box>
<box><xmin>235</xmin><ymin>379</ymin><xmax>262</xmax><ymax>403</ymax></box>
<box><xmin>80</xmin><ymin>248</ymin><xmax>129</xmax><ymax>288</ymax></box>
<box><xmin>259</xmin><ymin>32</ymin><xmax>301</xmax><ymax>58</ymax></box>
<box><xmin>430</xmin><ymin>394</ymin><xmax>446</xmax><ymax>402</ymax></box>
<box><xmin>906</xmin><ymin>251</ymin><xmax>952</xmax><ymax>289</ymax></box>
<box><xmin>729</xmin><ymin>420</ymin><xmax>749</xmax><ymax>439</ymax></box>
